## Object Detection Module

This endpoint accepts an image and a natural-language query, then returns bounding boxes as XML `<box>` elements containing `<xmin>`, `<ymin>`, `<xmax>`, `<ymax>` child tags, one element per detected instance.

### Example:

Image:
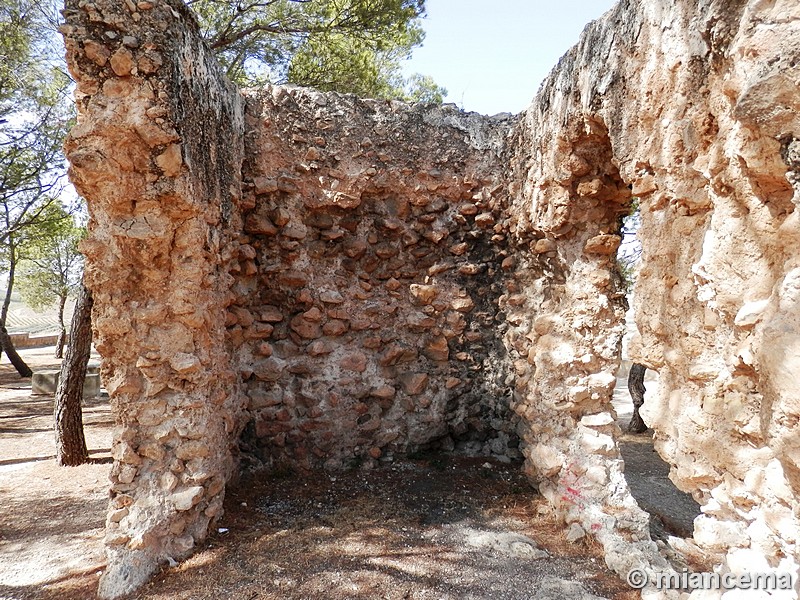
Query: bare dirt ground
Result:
<box><xmin>131</xmin><ymin>457</ymin><xmax>639</xmax><ymax>600</ymax></box>
<box><xmin>0</xmin><ymin>347</ymin><xmax>699</xmax><ymax>600</ymax></box>
<box><xmin>611</xmin><ymin>371</ymin><xmax>701</xmax><ymax>541</ymax></box>
<box><xmin>0</xmin><ymin>347</ymin><xmax>111</xmax><ymax>600</ymax></box>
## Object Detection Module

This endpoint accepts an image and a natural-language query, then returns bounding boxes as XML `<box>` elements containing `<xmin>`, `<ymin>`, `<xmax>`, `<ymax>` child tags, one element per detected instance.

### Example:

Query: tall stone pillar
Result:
<box><xmin>62</xmin><ymin>1</ymin><xmax>246</xmax><ymax>596</ymax></box>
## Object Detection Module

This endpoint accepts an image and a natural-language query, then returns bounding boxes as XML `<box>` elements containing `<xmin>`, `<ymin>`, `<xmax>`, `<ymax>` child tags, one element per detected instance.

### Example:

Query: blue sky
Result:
<box><xmin>403</xmin><ymin>0</ymin><xmax>618</xmax><ymax>115</ymax></box>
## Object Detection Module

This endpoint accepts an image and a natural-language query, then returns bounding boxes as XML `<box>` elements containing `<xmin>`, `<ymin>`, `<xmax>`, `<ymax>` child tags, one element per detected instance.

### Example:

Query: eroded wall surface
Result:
<box><xmin>626</xmin><ymin>0</ymin><xmax>800</xmax><ymax>588</ymax></box>
<box><xmin>62</xmin><ymin>0</ymin><xmax>800</xmax><ymax>597</ymax></box>
<box><xmin>230</xmin><ymin>88</ymin><xmax>522</xmax><ymax>471</ymax></box>
<box><xmin>62</xmin><ymin>1</ymin><xmax>246</xmax><ymax>597</ymax></box>
<box><xmin>513</xmin><ymin>0</ymin><xmax>800</xmax><ymax>593</ymax></box>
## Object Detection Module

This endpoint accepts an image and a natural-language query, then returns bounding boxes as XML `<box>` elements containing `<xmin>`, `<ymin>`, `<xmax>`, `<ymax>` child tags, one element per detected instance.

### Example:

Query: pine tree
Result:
<box><xmin>190</xmin><ymin>0</ymin><xmax>445</xmax><ymax>101</ymax></box>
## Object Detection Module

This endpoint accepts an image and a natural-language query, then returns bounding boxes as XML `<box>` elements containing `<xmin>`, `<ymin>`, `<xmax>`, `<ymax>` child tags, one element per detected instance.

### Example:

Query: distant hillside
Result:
<box><xmin>1</xmin><ymin>288</ymin><xmax>77</xmax><ymax>334</ymax></box>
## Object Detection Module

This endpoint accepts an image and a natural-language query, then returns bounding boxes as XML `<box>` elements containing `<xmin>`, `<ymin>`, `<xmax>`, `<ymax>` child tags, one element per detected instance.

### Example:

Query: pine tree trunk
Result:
<box><xmin>54</xmin><ymin>283</ymin><xmax>93</xmax><ymax>466</ymax></box>
<box><xmin>627</xmin><ymin>362</ymin><xmax>648</xmax><ymax>433</ymax></box>
<box><xmin>55</xmin><ymin>293</ymin><xmax>67</xmax><ymax>358</ymax></box>
<box><xmin>0</xmin><ymin>239</ymin><xmax>32</xmax><ymax>377</ymax></box>
<box><xmin>0</xmin><ymin>325</ymin><xmax>33</xmax><ymax>377</ymax></box>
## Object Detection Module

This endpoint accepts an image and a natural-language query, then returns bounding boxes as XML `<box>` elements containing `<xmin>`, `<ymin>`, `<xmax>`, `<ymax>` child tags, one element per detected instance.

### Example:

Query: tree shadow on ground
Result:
<box><xmin>0</xmin><ymin>490</ymin><xmax>106</xmax><ymax>541</ymax></box>
<box><xmin>0</xmin><ymin>352</ymin><xmax>112</xmax><ymax>600</ymax></box>
<box><xmin>130</xmin><ymin>456</ymin><xmax>639</xmax><ymax>600</ymax></box>
<box><xmin>0</xmin><ymin>565</ymin><xmax>100</xmax><ymax>600</ymax></box>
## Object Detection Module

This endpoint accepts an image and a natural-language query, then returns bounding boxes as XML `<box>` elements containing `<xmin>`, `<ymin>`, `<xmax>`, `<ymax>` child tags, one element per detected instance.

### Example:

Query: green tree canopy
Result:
<box><xmin>189</xmin><ymin>0</ymin><xmax>446</xmax><ymax>101</ymax></box>
<box><xmin>0</xmin><ymin>0</ymin><xmax>74</xmax><ymax>374</ymax></box>
<box><xmin>17</xmin><ymin>202</ymin><xmax>83</xmax><ymax>312</ymax></box>
<box><xmin>0</xmin><ymin>0</ymin><xmax>73</xmax><ymax>248</ymax></box>
<box><xmin>16</xmin><ymin>201</ymin><xmax>84</xmax><ymax>357</ymax></box>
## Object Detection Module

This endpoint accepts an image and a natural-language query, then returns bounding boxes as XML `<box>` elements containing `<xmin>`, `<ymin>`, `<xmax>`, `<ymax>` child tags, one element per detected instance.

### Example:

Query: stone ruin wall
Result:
<box><xmin>523</xmin><ymin>0</ymin><xmax>800</xmax><ymax>588</ymax></box>
<box><xmin>61</xmin><ymin>0</ymin><xmax>800</xmax><ymax>597</ymax></box>
<box><xmin>62</xmin><ymin>1</ymin><xmax>247</xmax><ymax>595</ymax></box>
<box><xmin>232</xmin><ymin>89</ymin><xmax>521</xmax><ymax>472</ymax></box>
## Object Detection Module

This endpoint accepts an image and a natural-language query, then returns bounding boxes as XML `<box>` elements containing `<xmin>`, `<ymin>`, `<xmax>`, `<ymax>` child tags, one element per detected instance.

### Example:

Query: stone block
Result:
<box><xmin>399</xmin><ymin>373</ymin><xmax>428</xmax><ymax>396</ymax></box>
<box><xmin>31</xmin><ymin>370</ymin><xmax>101</xmax><ymax>399</ymax></box>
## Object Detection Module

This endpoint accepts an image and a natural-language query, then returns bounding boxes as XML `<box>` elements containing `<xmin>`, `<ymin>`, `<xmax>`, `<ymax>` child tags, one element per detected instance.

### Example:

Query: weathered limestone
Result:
<box><xmin>61</xmin><ymin>0</ymin><xmax>800</xmax><ymax>597</ymax></box>
<box><xmin>623</xmin><ymin>1</ymin><xmax>800</xmax><ymax>593</ymax></box>
<box><xmin>62</xmin><ymin>1</ymin><xmax>246</xmax><ymax>597</ymax></box>
<box><xmin>506</xmin><ymin>0</ymin><xmax>800</xmax><ymax>591</ymax></box>
<box><xmin>233</xmin><ymin>87</ymin><xmax>521</xmax><ymax>471</ymax></box>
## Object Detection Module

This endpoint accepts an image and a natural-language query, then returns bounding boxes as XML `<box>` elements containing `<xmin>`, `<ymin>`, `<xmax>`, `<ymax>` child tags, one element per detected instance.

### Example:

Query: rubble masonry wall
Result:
<box><xmin>62</xmin><ymin>0</ymin><xmax>800</xmax><ymax>597</ymax></box>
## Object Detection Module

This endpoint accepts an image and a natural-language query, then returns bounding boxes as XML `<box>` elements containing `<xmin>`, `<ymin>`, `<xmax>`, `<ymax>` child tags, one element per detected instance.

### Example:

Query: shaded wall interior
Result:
<box><xmin>227</xmin><ymin>88</ymin><xmax>525</xmax><ymax>470</ymax></box>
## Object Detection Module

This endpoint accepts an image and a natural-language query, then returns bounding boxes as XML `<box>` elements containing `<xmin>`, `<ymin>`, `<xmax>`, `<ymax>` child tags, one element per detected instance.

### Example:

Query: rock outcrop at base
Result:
<box><xmin>62</xmin><ymin>0</ymin><xmax>800</xmax><ymax>597</ymax></box>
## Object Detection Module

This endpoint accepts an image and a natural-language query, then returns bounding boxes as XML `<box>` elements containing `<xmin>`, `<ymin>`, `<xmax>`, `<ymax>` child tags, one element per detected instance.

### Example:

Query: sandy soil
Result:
<box><xmin>0</xmin><ymin>347</ymin><xmax>698</xmax><ymax>600</ymax></box>
<box><xmin>0</xmin><ymin>347</ymin><xmax>111</xmax><ymax>599</ymax></box>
